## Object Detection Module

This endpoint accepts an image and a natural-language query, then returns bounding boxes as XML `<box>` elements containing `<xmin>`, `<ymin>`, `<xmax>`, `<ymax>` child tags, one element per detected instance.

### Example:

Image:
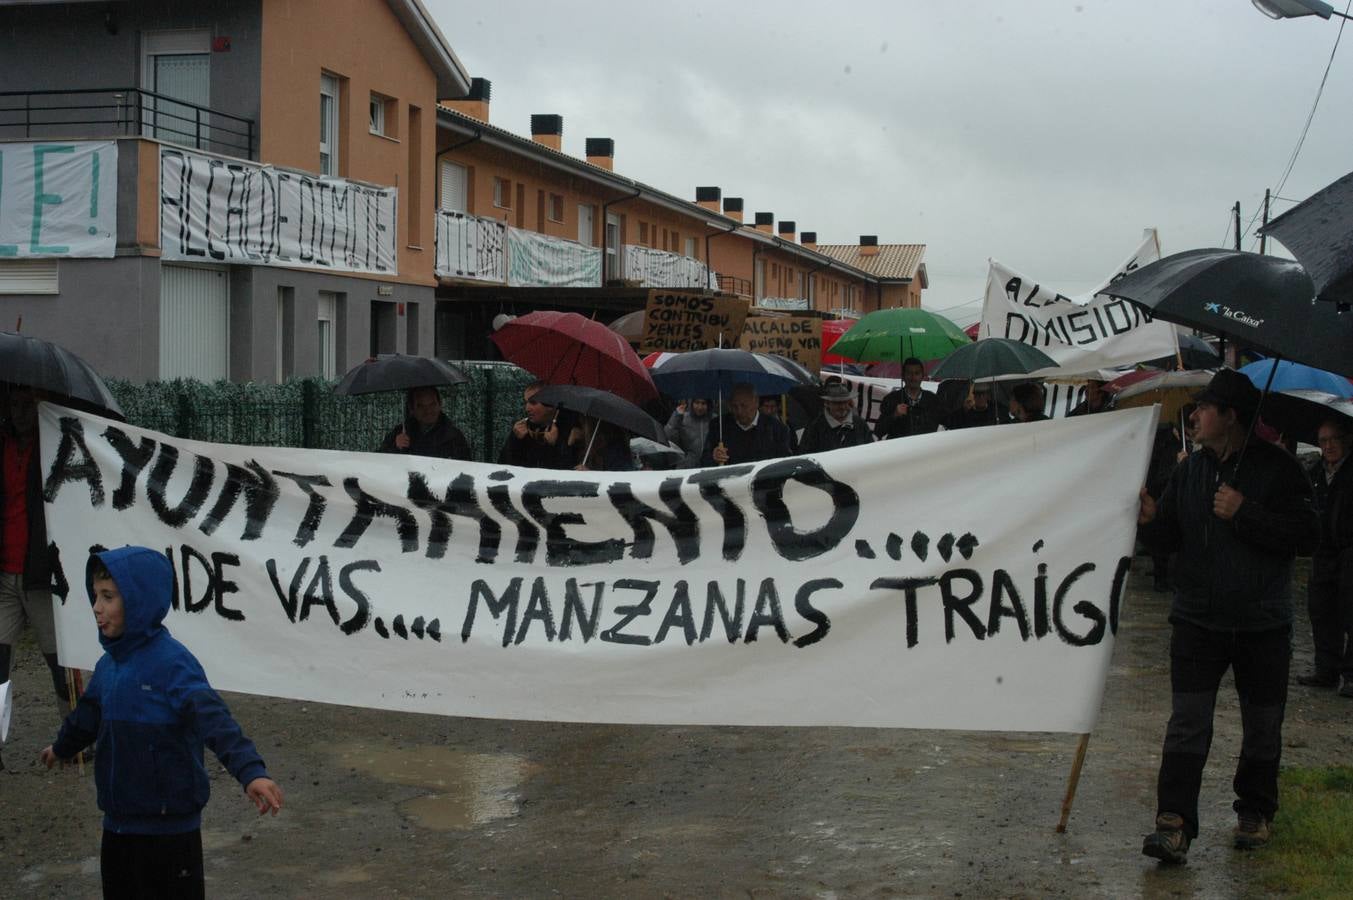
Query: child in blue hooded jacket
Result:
<box><xmin>41</xmin><ymin>546</ymin><xmax>283</xmax><ymax>899</ymax></box>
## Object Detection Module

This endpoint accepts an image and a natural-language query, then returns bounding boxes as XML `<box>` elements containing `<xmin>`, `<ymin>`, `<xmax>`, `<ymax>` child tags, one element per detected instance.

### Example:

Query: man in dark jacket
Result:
<box><xmin>498</xmin><ymin>381</ymin><xmax>574</xmax><ymax>469</ymax></box>
<box><xmin>1296</xmin><ymin>417</ymin><xmax>1353</xmax><ymax>696</ymax></box>
<box><xmin>945</xmin><ymin>382</ymin><xmax>1004</xmax><ymax>429</ymax></box>
<box><xmin>798</xmin><ymin>379</ymin><xmax>873</xmax><ymax>454</ymax></box>
<box><xmin>378</xmin><ymin>386</ymin><xmax>472</xmax><ymax>460</ymax></box>
<box><xmin>1008</xmin><ymin>382</ymin><xmax>1049</xmax><ymax>423</ymax></box>
<box><xmin>874</xmin><ymin>357</ymin><xmax>942</xmax><ymax>439</ymax></box>
<box><xmin>1138</xmin><ymin>369</ymin><xmax>1318</xmax><ymax>864</ymax></box>
<box><xmin>0</xmin><ymin>387</ymin><xmax>69</xmax><ymax>754</ymax></box>
<box><xmin>702</xmin><ymin>383</ymin><xmax>793</xmax><ymax>466</ymax></box>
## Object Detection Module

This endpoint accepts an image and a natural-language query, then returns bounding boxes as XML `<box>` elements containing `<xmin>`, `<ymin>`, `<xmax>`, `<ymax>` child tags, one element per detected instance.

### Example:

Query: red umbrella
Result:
<box><xmin>821</xmin><ymin>318</ymin><xmax>854</xmax><ymax>366</ymax></box>
<box><xmin>490</xmin><ymin>311</ymin><xmax>658</xmax><ymax>404</ymax></box>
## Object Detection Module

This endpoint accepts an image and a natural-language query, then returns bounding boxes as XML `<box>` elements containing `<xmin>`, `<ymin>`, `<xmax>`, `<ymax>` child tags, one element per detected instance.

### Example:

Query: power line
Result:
<box><xmin>1245</xmin><ymin>1</ymin><xmax>1349</xmax><ymax>247</ymax></box>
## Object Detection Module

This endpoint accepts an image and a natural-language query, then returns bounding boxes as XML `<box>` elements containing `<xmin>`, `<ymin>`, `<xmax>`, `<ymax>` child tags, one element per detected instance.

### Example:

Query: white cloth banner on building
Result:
<box><xmin>979</xmin><ymin>229</ymin><xmax>1177</xmax><ymax>377</ymax></box>
<box><xmin>434</xmin><ymin>210</ymin><xmax>506</xmax><ymax>282</ymax></box>
<box><xmin>506</xmin><ymin>226</ymin><xmax>601</xmax><ymax>287</ymax></box>
<box><xmin>757</xmin><ymin>297</ymin><xmax>812</xmax><ymax>311</ymax></box>
<box><xmin>0</xmin><ymin>141</ymin><xmax>117</xmax><ymax>257</ymax></box>
<box><xmin>40</xmin><ymin>403</ymin><xmax>1156</xmax><ymax>733</ymax></box>
<box><xmin>623</xmin><ymin>245</ymin><xmax>712</xmax><ymax>290</ymax></box>
<box><xmin>159</xmin><ymin>147</ymin><xmax>398</xmax><ymax>275</ymax></box>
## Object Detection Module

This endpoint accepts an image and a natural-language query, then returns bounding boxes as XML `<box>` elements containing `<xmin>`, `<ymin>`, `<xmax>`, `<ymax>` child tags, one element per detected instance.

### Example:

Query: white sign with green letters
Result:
<box><xmin>0</xmin><ymin>141</ymin><xmax>117</xmax><ymax>257</ymax></box>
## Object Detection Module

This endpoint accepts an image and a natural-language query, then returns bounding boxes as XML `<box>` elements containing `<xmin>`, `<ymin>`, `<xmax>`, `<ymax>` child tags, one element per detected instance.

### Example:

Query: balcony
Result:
<box><xmin>0</xmin><ymin>88</ymin><xmax>255</xmax><ymax>160</ymax></box>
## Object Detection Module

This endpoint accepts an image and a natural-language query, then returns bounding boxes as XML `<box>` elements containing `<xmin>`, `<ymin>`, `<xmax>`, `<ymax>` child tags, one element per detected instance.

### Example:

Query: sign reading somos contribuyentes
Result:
<box><xmin>0</xmin><ymin>141</ymin><xmax>118</xmax><ymax>257</ymax></box>
<box><xmin>41</xmin><ymin>404</ymin><xmax>1157</xmax><ymax>733</ymax></box>
<box><xmin>159</xmin><ymin>147</ymin><xmax>398</xmax><ymax>275</ymax></box>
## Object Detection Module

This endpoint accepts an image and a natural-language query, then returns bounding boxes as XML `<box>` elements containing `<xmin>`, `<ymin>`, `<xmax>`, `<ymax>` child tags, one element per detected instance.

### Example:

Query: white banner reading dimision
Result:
<box><xmin>0</xmin><ymin>141</ymin><xmax>117</xmax><ymax>257</ymax></box>
<box><xmin>41</xmin><ymin>403</ymin><xmax>1156</xmax><ymax>733</ymax></box>
<box><xmin>159</xmin><ymin>147</ymin><xmax>398</xmax><ymax>275</ymax></box>
<box><xmin>979</xmin><ymin>229</ymin><xmax>1177</xmax><ymax>376</ymax></box>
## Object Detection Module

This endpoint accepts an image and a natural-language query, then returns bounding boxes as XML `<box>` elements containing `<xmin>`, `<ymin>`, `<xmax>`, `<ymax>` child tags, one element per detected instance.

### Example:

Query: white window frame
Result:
<box><xmin>577</xmin><ymin>203</ymin><xmax>594</xmax><ymax>246</ymax></box>
<box><xmin>369</xmin><ymin>93</ymin><xmax>386</xmax><ymax>136</ymax></box>
<box><xmin>493</xmin><ymin>176</ymin><xmax>510</xmax><ymax>209</ymax></box>
<box><xmin>317</xmin><ymin>291</ymin><xmax>338</xmax><ymax>379</ymax></box>
<box><xmin>140</xmin><ymin>30</ymin><xmax>211</xmax><ymax>145</ymax></box>
<box><xmin>684</xmin><ymin>236</ymin><xmax>697</xmax><ymax>259</ymax></box>
<box><xmin>320</xmin><ymin>73</ymin><xmax>340</xmax><ymax>176</ymax></box>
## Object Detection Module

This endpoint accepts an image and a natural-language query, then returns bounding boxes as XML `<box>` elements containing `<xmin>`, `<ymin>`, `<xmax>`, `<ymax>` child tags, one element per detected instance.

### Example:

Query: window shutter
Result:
<box><xmin>0</xmin><ymin>259</ymin><xmax>59</xmax><ymax>294</ymax></box>
<box><xmin>440</xmin><ymin>161</ymin><xmax>467</xmax><ymax>212</ymax></box>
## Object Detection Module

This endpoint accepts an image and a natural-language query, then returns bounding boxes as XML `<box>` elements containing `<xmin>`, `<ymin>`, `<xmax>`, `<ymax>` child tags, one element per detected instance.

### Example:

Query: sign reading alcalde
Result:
<box><xmin>0</xmin><ymin>141</ymin><xmax>117</xmax><ymax>257</ymax></box>
<box><xmin>42</xmin><ymin>403</ymin><xmax>1156</xmax><ymax>733</ymax></box>
<box><xmin>159</xmin><ymin>147</ymin><xmax>398</xmax><ymax>275</ymax></box>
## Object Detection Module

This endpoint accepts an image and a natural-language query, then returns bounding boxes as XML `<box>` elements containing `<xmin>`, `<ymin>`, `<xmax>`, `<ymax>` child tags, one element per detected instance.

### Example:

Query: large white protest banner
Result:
<box><xmin>159</xmin><ymin>147</ymin><xmax>398</xmax><ymax>275</ymax></box>
<box><xmin>979</xmin><ymin>229</ymin><xmax>1177</xmax><ymax>376</ymax></box>
<box><xmin>0</xmin><ymin>141</ymin><xmax>117</xmax><ymax>257</ymax></box>
<box><xmin>40</xmin><ymin>403</ymin><xmax>1155</xmax><ymax>733</ymax></box>
<box><xmin>506</xmin><ymin>226</ymin><xmax>601</xmax><ymax>287</ymax></box>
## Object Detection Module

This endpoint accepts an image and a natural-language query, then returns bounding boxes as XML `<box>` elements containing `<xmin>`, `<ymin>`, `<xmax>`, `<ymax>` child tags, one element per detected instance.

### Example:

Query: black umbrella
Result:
<box><xmin>333</xmin><ymin>354</ymin><xmax>470</xmax><ymax>395</ymax></box>
<box><xmin>1259</xmin><ymin>170</ymin><xmax>1353</xmax><ymax>306</ymax></box>
<box><xmin>530</xmin><ymin>385</ymin><xmax>667</xmax><ymax>445</ymax></box>
<box><xmin>1101</xmin><ymin>248</ymin><xmax>1353</xmax><ymax>378</ymax></box>
<box><xmin>0</xmin><ymin>331</ymin><xmax>122</xmax><ymax>418</ymax></box>
<box><xmin>928</xmin><ymin>338</ymin><xmax>1059</xmax><ymax>381</ymax></box>
<box><xmin>1257</xmin><ymin>390</ymin><xmax>1353</xmax><ymax>448</ymax></box>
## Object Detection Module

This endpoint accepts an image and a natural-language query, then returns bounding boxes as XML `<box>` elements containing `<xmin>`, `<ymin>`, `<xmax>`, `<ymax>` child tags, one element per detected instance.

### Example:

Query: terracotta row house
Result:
<box><xmin>0</xmin><ymin>0</ymin><xmax>926</xmax><ymax>382</ymax></box>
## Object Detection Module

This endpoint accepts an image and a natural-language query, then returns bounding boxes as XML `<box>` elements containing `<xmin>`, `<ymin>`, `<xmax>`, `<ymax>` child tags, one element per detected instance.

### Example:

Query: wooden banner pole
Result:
<box><xmin>1055</xmin><ymin>732</ymin><xmax>1091</xmax><ymax>833</ymax></box>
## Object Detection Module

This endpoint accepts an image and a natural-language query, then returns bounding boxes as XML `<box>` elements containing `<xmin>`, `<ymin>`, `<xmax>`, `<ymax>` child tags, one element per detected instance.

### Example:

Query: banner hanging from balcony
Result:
<box><xmin>159</xmin><ymin>147</ymin><xmax>398</xmax><ymax>275</ymax></box>
<box><xmin>623</xmin><ymin>245</ymin><xmax>716</xmax><ymax>290</ymax></box>
<box><xmin>434</xmin><ymin>210</ymin><xmax>506</xmax><ymax>283</ymax></box>
<box><xmin>41</xmin><ymin>402</ymin><xmax>1153</xmax><ymax>732</ymax></box>
<box><xmin>506</xmin><ymin>226</ymin><xmax>601</xmax><ymax>287</ymax></box>
<box><xmin>978</xmin><ymin>229</ymin><xmax>1175</xmax><ymax>377</ymax></box>
<box><xmin>0</xmin><ymin>141</ymin><xmax>117</xmax><ymax>257</ymax></box>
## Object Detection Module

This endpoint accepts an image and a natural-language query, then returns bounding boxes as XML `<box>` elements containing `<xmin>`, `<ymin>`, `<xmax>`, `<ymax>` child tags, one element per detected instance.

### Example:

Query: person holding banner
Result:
<box><xmin>702</xmin><ymin>384</ymin><xmax>793</xmax><ymax>466</ymax></box>
<box><xmin>1138</xmin><ymin>370</ymin><xmax>1318</xmax><ymax>863</ymax></box>
<box><xmin>797</xmin><ymin>379</ymin><xmax>873</xmax><ymax>454</ymax></box>
<box><xmin>945</xmin><ymin>383</ymin><xmax>1003</xmax><ymax>430</ymax></box>
<box><xmin>499</xmin><ymin>382</ymin><xmax>573</xmax><ymax>469</ymax></box>
<box><xmin>0</xmin><ymin>386</ymin><xmax>69</xmax><ymax>770</ymax></box>
<box><xmin>378</xmin><ymin>387</ymin><xmax>472</xmax><ymax>461</ymax></box>
<box><xmin>1008</xmin><ymin>383</ymin><xmax>1050</xmax><ymax>423</ymax></box>
<box><xmin>874</xmin><ymin>358</ymin><xmax>942</xmax><ymax>439</ymax></box>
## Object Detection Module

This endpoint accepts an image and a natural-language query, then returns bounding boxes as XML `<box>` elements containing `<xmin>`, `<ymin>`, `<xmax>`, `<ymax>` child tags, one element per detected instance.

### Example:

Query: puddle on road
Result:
<box><xmin>332</xmin><ymin>741</ymin><xmax>536</xmax><ymax>831</ymax></box>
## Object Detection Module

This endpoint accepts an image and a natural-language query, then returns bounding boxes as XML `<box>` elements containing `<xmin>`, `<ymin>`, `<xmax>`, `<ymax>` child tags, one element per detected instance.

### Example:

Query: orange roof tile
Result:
<box><xmin>815</xmin><ymin>244</ymin><xmax>927</xmax><ymax>282</ymax></box>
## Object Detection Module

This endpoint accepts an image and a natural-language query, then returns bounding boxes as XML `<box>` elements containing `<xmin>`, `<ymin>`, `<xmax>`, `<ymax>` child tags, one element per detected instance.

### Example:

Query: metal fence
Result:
<box><xmin>106</xmin><ymin>362</ymin><xmax>535</xmax><ymax>462</ymax></box>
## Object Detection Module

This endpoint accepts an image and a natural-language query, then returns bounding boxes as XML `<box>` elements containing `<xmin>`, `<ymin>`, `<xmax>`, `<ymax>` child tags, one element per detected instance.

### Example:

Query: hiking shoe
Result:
<box><xmin>1296</xmin><ymin>671</ymin><xmax>1338</xmax><ymax>688</ymax></box>
<box><xmin>1234</xmin><ymin>812</ymin><xmax>1271</xmax><ymax>850</ymax></box>
<box><xmin>1142</xmin><ymin>812</ymin><xmax>1190</xmax><ymax>864</ymax></box>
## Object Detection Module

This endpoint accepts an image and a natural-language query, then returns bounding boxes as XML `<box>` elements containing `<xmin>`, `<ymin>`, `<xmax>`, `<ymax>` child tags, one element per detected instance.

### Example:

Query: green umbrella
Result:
<box><xmin>829</xmin><ymin>308</ymin><xmax>971</xmax><ymax>364</ymax></box>
<box><xmin>928</xmin><ymin>338</ymin><xmax>1058</xmax><ymax>381</ymax></box>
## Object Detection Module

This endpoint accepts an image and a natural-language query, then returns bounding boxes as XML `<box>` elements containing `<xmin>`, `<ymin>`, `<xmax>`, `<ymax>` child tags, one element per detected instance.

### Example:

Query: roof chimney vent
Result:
<box><xmin>777</xmin><ymin>220</ymin><xmax>796</xmax><ymax>241</ymax></box>
<box><xmin>860</xmin><ymin>234</ymin><xmax>879</xmax><ymax>257</ymax></box>
<box><xmin>445</xmin><ymin>77</ymin><xmax>492</xmax><ymax>122</ymax></box>
<box><xmin>800</xmin><ymin>231</ymin><xmax>817</xmax><ymax>249</ymax></box>
<box><xmin>754</xmin><ymin>212</ymin><xmax>774</xmax><ymax>234</ymax></box>
<box><xmin>723</xmin><ymin>196</ymin><xmax>744</xmax><ymax>224</ymax></box>
<box><xmin>530</xmin><ymin>114</ymin><xmax>563</xmax><ymax>151</ymax></box>
<box><xmin>585</xmin><ymin>137</ymin><xmax>614</xmax><ymax>171</ymax></box>
<box><xmin>696</xmin><ymin>186</ymin><xmax>721</xmax><ymax>213</ymax></box>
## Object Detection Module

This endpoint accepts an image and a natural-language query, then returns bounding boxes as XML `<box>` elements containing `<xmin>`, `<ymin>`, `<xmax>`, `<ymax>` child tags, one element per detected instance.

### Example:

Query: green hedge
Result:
<box><xmin>105</xmin><ymin>362</ymin><xmax>535</xmax><ymax>462</ymax></box>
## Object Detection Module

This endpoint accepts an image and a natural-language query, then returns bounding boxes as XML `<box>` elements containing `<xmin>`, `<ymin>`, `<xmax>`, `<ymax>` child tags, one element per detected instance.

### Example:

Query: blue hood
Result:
<box><xmin>87</xmin><ymin>546</ymin><xmax>174</xmax><ymax>659</ymax></box>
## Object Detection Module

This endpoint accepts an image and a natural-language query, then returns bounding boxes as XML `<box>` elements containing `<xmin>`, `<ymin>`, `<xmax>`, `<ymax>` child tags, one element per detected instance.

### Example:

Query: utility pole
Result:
<box><xmin>1259</xmin><ymin>189</ymin><xmax>1271</xmax><ymax>255</ymax></box>
<box><xmin>1233</xmin><ymin>201</ymin><xmax>1242</xmax><ymax>251</ymax></box>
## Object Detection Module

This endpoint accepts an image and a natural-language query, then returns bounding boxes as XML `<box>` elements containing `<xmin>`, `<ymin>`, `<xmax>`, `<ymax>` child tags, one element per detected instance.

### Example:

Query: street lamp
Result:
<box><xmin>1252</xmin><ymin>0</ymin><xmax>1353</xmax><ymax>20</ymax></box>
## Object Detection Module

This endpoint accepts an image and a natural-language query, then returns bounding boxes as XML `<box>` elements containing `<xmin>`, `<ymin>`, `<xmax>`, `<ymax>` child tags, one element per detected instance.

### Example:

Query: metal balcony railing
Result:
<box><xmin>717</xmin><ymin>274</ymin><xmax>753</xmax><ymax>298</ymax></box>
<box><xmin>0</xmin><ymin>88</ymin><xmax>256</xmax><ymax>159</ymax></box>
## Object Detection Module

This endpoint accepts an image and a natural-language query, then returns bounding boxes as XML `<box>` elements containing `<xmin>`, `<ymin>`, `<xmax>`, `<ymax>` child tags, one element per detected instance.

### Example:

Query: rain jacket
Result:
<box><xmin>51</xmin><ymin>546</ymin><xmax>269</xmax><ymax>835</ymax></box>
<box><xmin>378</xmin><ymin>413</ymin><xmax>472</xmax><ymax>460</ymax></box>
<box><xmin>1141</xmin><ymin>439</ymin><xmax>1319</xmax><ymax>632</ymax></box>
<box><xmin>664</xmin><ymin>408</ymin><xmax>711</xmax><ymax>468</ymax></box>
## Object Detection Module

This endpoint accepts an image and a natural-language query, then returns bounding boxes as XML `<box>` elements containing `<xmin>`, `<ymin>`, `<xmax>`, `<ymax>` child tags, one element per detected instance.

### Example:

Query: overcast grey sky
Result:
<box><xmin>426</xmin><ymin>0</ymin><xmax>1353</xmax><ymax>326</ymax></box>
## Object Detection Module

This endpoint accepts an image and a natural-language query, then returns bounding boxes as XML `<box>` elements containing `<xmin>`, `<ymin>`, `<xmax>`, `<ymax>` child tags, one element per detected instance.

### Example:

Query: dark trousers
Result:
<box><xmin>1155</xmin><ymin>621</ymin><xmax>1290</xmax><ymax>839</ymax></box>
<box><xmin>1307</xmin><ymin>577</ymin><xmax>1353</xmax><ymax>678</ymax></box>
<box><xmin>101</xmin><ymin>829</ymin><xmax>204</xmax><ymax>900</ymax></box>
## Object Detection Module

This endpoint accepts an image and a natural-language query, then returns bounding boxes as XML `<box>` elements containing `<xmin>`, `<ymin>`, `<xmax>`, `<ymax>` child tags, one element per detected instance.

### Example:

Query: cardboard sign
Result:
<box><xmin>739</xmin><ymin>315</ymin><xmax>823</xmax><ymax>374</ymax></box>
<box><xmin>639</xmin><ymin>292</ymin><xmax>748</xmax><ymax>353</ymax></box>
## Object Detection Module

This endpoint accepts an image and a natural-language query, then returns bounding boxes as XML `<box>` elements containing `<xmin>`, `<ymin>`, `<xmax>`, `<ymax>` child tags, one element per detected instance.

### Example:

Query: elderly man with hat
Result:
<box><xmin>1137</xmin><ymin>369</ymin><xmax>1318</xmax><ymax>864</ymax></box>
<box><xmin>797</xmin><ymin>378</ymin><xmax>873</xmax><ymax>455</ymax></box>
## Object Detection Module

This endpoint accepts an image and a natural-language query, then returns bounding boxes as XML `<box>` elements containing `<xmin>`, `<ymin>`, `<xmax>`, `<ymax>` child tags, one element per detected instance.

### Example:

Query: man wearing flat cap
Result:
<box><xmin>1138</xmin><ymin>369</ymin><xmax>1318</xmax><ymax>865</ymax></box>
<box><xmin>797</xmin><ymin>378</ymin><xmax>873</xmax><ymax>455</ymax></box>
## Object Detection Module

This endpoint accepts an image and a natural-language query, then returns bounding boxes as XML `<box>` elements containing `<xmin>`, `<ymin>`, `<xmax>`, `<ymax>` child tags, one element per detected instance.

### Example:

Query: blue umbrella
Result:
<box><xmin>1238</xmin><ymin>360</ymin><xmax>1353</xmax><ymax>398</ymax></box>
<box><xmin>650</xmin><ymin>348</ymin><xmax>799</xmax><ymax>400</ymax></box>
